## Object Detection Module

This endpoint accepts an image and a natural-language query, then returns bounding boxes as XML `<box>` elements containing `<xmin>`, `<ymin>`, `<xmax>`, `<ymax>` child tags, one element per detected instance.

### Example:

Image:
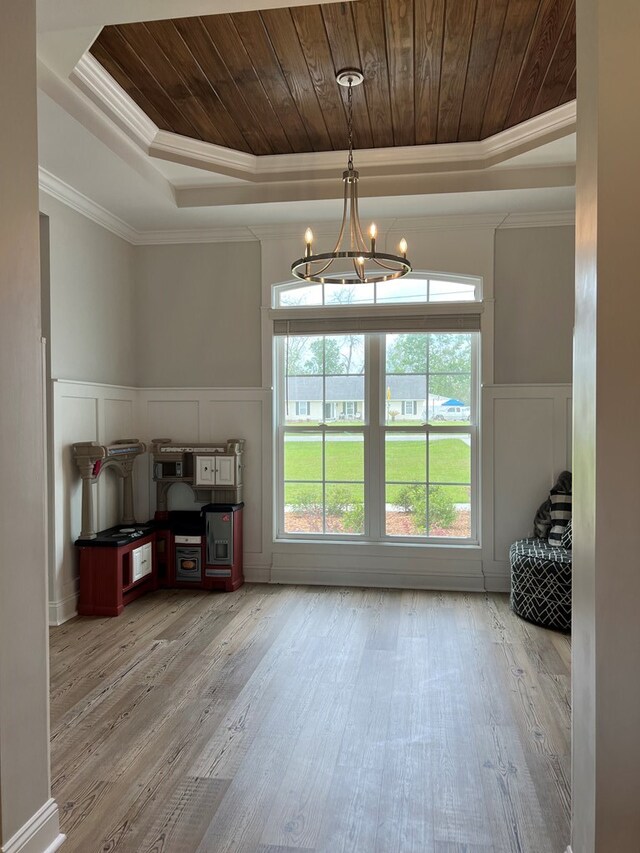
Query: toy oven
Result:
<box><xmin>174</xmin><ymin>535</ymin><xmax>202</xmax><ymax>582</ymax></box>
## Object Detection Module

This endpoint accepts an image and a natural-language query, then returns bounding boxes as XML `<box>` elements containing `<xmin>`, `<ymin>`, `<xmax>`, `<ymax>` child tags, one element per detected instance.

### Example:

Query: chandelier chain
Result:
<box><xmin>347</xmin><ymin>79</ymin><xmax>354</xmax><ymax>172</ymax></box>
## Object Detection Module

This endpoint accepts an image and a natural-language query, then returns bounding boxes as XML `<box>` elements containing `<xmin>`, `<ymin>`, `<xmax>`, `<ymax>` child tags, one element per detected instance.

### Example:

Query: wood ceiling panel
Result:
<box><xmin>531</xmin><ymin>6</ymin><xmax>576</xmax><ymax>115</ymax></box>
<box><xmin>414</xmin><ymin>0</ymin><xmax>445</xmax><ymax>146</ymax></box>
<box><xmin>506</xmin><ymin>0</ymin><xmax>574</xmax><ymax>127</ymax></box>
<box><xmin>290</xmin><ymin>5</ymin><xmax>348</xmax><ymax>150</ymax></box>
<box><xmin>480</xmin><ymin>0</ymin><xmax>544</xmax><ymax>138</ymax></box>
<box><xmin>353</xmin><ymin>0</ymin><xmax>395</xmax><ymax>148</ymax></box>
<box><xmin>230</xmin><ymin>12</ymin><xmax>315</xmax><ymax>153</ymax></box>
<box><xmin>90</xmin><ymin>0</ymin><xmax>576</xmax><ymax>157</ymax></box>
<box><xmin>321</xmin><ymin>2</ymin><xmax>375</xmax><ymax>149</ymax></box>
<box><xmin>143</xmin><ymin>19</ymin><xmax>253</xmax><ymax>152</ymax></box>
<box><xmin>437</xmin><ymin>0</ymin><xmax>477</xmax><ymax>143</ymax></box>
<box><xmin>260</xmin><ymin>7</ymin><xmax>333</xmax><ymax>152</ymax></box>
<box><xmin>383</xmin><ymin>0</ymin><xmax>415</xmax><ymax>147</ymax></box>
<box><xmin>201</xmin><ymin>15</ymin><xmax>293</xmax><ymax>155</ymax></box>
<box><xmin>457</xmin><ymin>0</ymin><xmax>509</xmax><ymax>143</ymax></box>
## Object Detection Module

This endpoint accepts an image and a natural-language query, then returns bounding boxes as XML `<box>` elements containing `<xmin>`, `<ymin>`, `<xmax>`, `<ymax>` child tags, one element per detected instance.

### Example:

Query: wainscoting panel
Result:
<box><xmin>145</xmin><ymin>399</ymin><xmax>200</xmax><ymax>443</ymax></box>
<box><xmin>51</xmin><ymin>381</ymin><xmax>571</xmax><ymax>621</ymax></box>
<box><xmin>482</xmin><ymin>384</ymin><xmax>572</xmax><ymax>590</ymax></box>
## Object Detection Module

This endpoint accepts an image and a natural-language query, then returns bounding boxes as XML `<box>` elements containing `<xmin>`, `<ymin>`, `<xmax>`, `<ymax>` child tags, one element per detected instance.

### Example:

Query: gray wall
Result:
<box><xmin>0</xmin><ymin>0</ymin><xmax>60</xmax><ymax>844</ymax></box>
<box><xmin>494</xmin><ymin>225</ymin><xmax>575</xmax><ymax>384</ymax></box>
<box><xmin>40</xmin><ymin>194</ymin><xmax>137</xmax><ymax>386</ymax></box>
<box><xmin>134</xmin><ymin>241</ymin><xmax>262</xmax><ymax>387</ymax></box>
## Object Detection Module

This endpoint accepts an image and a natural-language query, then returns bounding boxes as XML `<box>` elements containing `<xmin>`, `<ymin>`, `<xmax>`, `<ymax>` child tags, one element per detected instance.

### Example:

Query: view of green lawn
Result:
<box><xmin>284</xmin><ymin>435</ymin><xmax>470</xmax><ymax>505</ymax></box>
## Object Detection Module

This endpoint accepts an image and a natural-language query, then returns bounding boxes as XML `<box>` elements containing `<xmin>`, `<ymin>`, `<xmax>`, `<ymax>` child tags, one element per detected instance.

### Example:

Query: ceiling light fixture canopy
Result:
<box><xmin>291</xmin><ymin>68</ymin><xmax>412</xmax><ymax>285</ymax></box>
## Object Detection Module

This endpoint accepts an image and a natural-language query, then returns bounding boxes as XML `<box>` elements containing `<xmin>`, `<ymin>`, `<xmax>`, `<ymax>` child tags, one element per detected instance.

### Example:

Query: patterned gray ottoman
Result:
<box><xmin>509</xmin><ymin>538</ymin><xmax>572</xmax><ymax>632</ymax></box>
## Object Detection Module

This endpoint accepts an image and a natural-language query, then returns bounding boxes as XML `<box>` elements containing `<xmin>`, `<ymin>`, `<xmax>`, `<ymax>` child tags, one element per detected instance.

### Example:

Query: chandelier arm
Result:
<box><xmin>332</xmin><ymin>182</ymin><xmax>350</xmax><ymax>254</ymax></box>
<box><xmin>351</xmin><ymin>178</ymin><xmax>369</xmax><ymax>252</ymax></box>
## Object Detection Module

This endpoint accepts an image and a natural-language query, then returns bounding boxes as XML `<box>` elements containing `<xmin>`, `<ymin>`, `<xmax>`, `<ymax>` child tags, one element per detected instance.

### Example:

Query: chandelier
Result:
<box><xmin>291</xmin><ymin>69</ymin><xmax>411</xmax><ymax>285</ymax></box>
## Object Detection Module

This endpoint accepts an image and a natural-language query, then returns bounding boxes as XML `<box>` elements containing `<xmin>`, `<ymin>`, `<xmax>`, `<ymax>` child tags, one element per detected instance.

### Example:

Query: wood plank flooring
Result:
<box><xmin>49</xmin><ymin>585</ymin><xmax>571</xmax><ymax>853</ymax></box>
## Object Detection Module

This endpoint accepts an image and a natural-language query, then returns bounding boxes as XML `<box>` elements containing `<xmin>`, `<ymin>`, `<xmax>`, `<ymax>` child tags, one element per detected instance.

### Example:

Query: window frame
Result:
<box><xmin>272</xmin><ymin>272</ymin><xmax>482</xmax><ymax>546</ymax></box>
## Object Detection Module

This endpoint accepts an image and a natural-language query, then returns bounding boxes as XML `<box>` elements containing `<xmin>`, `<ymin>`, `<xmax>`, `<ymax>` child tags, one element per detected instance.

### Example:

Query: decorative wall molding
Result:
<box><xmin>50</xmin><ymin>374</ymin><xmax>572</xmax><ymax>621</ymax></box>
<box><xmin>482</xmin><ymin>384</ymin><xmax>573</xmax><ymax>588</ymax></box>
<box><xmin>0</xmin><ymin>798</ymin><xmax>64</xmax><ymax>853</ymax></box>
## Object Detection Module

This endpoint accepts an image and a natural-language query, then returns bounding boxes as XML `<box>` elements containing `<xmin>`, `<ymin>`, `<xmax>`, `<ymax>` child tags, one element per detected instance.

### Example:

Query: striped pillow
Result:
<box><xmin>548</xmin><ymin>492</ymin><xmax>572</xmax><ymax>544</ymax></box>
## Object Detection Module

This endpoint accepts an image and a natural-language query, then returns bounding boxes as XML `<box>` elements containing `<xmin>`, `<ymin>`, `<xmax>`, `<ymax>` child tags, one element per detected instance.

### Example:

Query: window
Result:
<box><xmin>273</xmin><ymin>273</ymin><xmax>481</xmax><ymax>543</ymax></box>
<box><xmin>273</xmin><ymin>273</ymin><xmax>479</xmax><ymax>307</ymax></box>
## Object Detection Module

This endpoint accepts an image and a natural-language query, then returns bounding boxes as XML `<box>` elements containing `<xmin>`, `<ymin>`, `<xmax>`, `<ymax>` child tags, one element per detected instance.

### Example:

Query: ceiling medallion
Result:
<box><xmin>291</xmin><ymin>68</ymin><xmax>411</xmax><ymax>285</ymax></box>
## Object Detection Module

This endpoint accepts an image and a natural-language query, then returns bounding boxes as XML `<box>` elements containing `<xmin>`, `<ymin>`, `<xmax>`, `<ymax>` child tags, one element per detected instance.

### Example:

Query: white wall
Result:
<box><xmin>39</xmin><ymin>192</ymin><xmax>137</xmax><ymax>386</ymax></box>
<box><xmin>495</xmin><ymin>225</ymin><xmax>575</xmax><ymax>384</ymax></box>
<box><xmin>134</xmin><ymin>241</ymin><xmax>262</xmax><ymax>387</ymax></box>
<box><xmin>0</xmin><ymin>1</ymin><xmax>63</xmax><ymax>849</ymax></box>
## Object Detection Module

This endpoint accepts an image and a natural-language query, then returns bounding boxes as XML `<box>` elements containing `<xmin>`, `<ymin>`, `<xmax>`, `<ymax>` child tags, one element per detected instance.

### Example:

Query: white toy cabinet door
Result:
<box><xmin>195</xmin><ymin>456</ymin><xmax>215</xmax><ymax>485</ymax></box>
<box><xmin>215</xmin><ymin>455</ymin><xmax>236</xmax><ymax>486</ymax></box>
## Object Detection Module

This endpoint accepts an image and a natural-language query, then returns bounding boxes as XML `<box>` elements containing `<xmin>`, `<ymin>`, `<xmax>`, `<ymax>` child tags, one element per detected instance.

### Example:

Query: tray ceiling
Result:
<box><xmin>90</xmin><ymin>0</ymin><xmax>576</xmax><ymax>157</ymax></box>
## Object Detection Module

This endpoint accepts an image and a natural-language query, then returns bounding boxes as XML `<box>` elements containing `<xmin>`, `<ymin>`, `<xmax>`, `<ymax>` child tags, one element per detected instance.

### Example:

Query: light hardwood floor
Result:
<box><xmin>50</xmin><ymin>585</ymin><xmax>571</xmax><ymax>853</ymax></box>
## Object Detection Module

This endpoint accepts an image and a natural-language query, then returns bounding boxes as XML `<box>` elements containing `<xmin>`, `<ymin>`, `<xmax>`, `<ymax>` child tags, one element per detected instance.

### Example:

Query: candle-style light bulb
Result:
<box><xmin>369</xmin><ymin>222</ymin><xmax>377</xmax><ymax>254</ymax></box>
<box><xmin>305</xmin><ymin>227</ymin><xmax>313</xmax><ymax>259</ymax></box>
<box><xmin>399</xmin><ymin>237</ymin><xmax>408</xmax><ymax>256</ymax></box>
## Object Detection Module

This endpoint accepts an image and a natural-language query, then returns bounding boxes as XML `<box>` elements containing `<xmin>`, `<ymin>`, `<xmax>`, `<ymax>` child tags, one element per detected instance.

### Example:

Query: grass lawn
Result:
<box><xmin>284</xmin><ymin>435</ymin><xmax>470</xmax><ymax>505</ymax></box>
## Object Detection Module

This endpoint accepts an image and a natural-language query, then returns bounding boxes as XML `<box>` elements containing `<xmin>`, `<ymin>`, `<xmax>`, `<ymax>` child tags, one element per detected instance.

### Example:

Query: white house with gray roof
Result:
<box><xmin>285</xmin><ymin>375</ymin><xmax>450</xmax><ymax>422</ymax></box>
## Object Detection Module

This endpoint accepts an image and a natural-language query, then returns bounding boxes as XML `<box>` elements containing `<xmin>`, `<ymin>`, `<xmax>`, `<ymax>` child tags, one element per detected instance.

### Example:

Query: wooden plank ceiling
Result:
<box><xmin>90</xmin><ymin>0</ymin><xmax>576</xmax><ymax>156</ymax></box>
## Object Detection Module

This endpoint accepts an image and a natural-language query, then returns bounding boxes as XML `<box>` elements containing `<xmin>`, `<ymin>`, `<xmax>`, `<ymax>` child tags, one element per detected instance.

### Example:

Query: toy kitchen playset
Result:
<box><xmin>73</xmin><ymin>437</ymin><xmax>245</xmax><ymax>616</ymax></box>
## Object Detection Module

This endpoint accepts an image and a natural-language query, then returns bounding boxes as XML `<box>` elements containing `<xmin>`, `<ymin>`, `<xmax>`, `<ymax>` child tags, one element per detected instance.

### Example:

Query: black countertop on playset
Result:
<box><xmin>75</xmin><ymin>522</ymin><xmax>157</xmax><ymax>548</ymax></box>
<box><xmin>74</xmin><ymin>504</ymin><xmax>244</xmax><ymax>547</ymax></box>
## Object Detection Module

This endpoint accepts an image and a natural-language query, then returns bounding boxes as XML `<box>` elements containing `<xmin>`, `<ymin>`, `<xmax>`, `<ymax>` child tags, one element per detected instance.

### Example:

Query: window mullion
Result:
<box><xmin>368</xmin><ymin>333</ymin><xmax>382</xmax><ymax>541</ymax></box>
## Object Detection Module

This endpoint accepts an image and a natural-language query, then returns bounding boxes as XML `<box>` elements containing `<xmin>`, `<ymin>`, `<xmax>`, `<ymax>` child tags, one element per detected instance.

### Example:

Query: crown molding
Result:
<box><xmin>70</xmin><ymin>53</ymin><xmax>156</xmax><ymax>149</ymax></box>
<box><xmin>249</xmin><ymin>212</ymin><xmax>574</xmax><ymax>241</ymax></box>
<box><xmin>498</xmin><ymin>210</ymin><xmax>575</xmax><ymax>229</ymax></box>
<box><xmin>37</xmin><ymin>168</ymin><xmax>575</xmax><ymax>244</ymax></box>
<box><xmin>70</xmin><ymin>51</ymin><xmax>576</xmax><ymax>185</ymax></box>
<box><xmin>39</xmin><ymin>167</ymin><xmax>139</xmax><ymax>242</ymax></box>
<box><xmin>153</xmin><ymin>102</ymin><xmax>576</xmax><ymax>183</ymax></box>
<box><xmin>39</xmin><ymin>169</ymin><xmax>259</xmax><ymax>244</ymax></box>
<box><xmin>134</xmin><ymin>227</ymin><xmax>257</xmax><ymax>244</ymax></box>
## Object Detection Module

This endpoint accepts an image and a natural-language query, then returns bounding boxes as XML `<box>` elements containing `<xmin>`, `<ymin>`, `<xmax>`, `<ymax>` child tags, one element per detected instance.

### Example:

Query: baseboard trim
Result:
<box><xmin>48</xmin><ymin>591</ymin><xmax>78</xmax><ymax>625</ymax></box>
<box><xmin>483</xmin><ymin>573</ymin><xmax>511</xmax><ymax>593</ymax></box>
<box><xmin>244</xmin><ymin>565</ymin><xmax>271</xmax><ymax>583</ymax></box>
<box><xmin>270</xmin><ymin>566</ymin><xmax>485</xmax><ymax>591</ymax></box>
<box><xmin>1</xmin><ymin>799</ymin><xmax>65</xmax><ymax>853</ymax></box>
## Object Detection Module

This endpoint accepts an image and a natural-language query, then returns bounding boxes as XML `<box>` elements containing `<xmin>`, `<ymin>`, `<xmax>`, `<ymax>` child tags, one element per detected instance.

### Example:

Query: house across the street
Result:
<box><xmin>285</xmin><ymin>374</ymin><xmax>455</xmax><ymax>422</ymax></box>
